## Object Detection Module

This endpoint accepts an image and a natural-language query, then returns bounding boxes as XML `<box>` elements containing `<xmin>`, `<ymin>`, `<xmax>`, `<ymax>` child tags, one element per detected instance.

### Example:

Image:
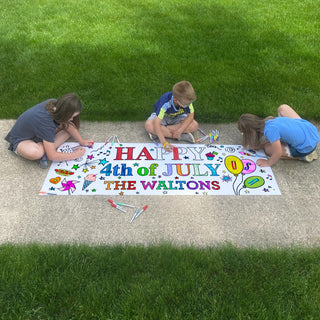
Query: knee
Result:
<box><xmin>145</xmin><ymin>120</ymin><xmax>153</xmax><ymax>133</ymax></box>
<box><xmin>30</xmin><ymin>144</ymin><xmax>45</xmax><ymax>160</ymax></box>
<box><xmin>17</xmin><ymin>142</ymin><xmax>45</xmax><ymax>160</ymax></box>
<box><xmin>277</xmin><ymin>104</ymin><xmax>290</xmax><ymax>117</ymax></box>
<box><xmin>190</xmin><ymin>120</ymin><xmax>199</xmax><ymax>132</ymax></box>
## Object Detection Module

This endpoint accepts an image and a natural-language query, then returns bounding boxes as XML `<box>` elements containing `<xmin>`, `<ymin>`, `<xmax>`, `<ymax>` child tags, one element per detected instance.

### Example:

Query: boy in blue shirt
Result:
<box><xmin>145</xmin><ymin>81</ymin><xmax>199</xmax><ymax>151</ymax></box>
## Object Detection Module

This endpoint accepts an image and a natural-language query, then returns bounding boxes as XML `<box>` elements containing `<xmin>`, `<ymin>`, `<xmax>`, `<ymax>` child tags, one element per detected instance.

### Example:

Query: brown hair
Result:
<box><xmin>172</xmin><ymin>81</ymin><xmax>196</xmax><ymax>102</ymax></box>
<box><xmin>238</xmin><ymin>113</ymin><xmax>274</xmax><ymax>148</ymax></box>
<box><xmin>46</xmin><ymin>93</ymin><xmax>82</xmax><ymax>129</ymax></box>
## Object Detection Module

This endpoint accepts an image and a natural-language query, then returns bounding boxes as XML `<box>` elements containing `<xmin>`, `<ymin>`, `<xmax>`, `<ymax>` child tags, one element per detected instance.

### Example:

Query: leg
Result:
<box><xmin>277</xmin><ymin>104</ymin><xmax>301</xmax><ymax>119</ymax></box>
<box><xmin>16</xmin><ymin>140</ymin><xmax>45</xmax><ymax>160</ymax></box>
<box><xmin>263</xmin><ymin>141</ymin><xmax>298</xmax><ymax>160</ymax></box>
<box><xmin>181</xmin><ymin>119</ymin><xmax>199</xmax><ymax>133</ymax></box>
<box><xmin>145</xmin><ymin>118</ymin><xmax>175</xmax><ymax>138</ymax></box>
<box><xmin>145</xmin><ymin>118</ymin><xmax>198</xmax><ymax>137</ymax></box>
<box><xmin>167</xmin><ymin>119</ymin><xmax>199</xmax><ymax>134</ymax></box>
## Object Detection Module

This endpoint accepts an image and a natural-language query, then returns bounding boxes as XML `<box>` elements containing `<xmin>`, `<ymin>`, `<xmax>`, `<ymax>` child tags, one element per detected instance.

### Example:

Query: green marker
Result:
<box><xmin>117</xmin><ymin>202</ymin><xmax>134</xmax><ymax>208</ymax></box>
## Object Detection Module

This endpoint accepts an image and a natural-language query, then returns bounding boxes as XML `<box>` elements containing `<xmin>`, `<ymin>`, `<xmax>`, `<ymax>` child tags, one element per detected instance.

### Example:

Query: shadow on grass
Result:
<box><xmin>1</xmin><ymin>1</ymin><xmax>319</xmax><ymax>122</ymax></box>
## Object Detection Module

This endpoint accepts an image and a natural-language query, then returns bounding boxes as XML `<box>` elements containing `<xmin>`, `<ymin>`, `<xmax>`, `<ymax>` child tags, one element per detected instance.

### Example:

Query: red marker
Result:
<box><xmin>135</xmin><ymin>205</ymin><xmax>148</xmax><ymax>219</ymax></box>
<box><xmin>108</xmin><ymin>199</ymin><xmax>126</xmax><ymax>213</ymax></box>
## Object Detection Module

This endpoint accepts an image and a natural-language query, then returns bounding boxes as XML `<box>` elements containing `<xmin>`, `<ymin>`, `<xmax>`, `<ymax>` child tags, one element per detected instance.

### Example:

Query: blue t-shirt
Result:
<box><xmin>154</xmin><ymin>92</ymin><xmax>194</xmax><ymax>119</ymax></box>
<box><xmin>264</xmin><ymin>117</ymin><xmax>319</xmax><ymax>153</ymax></box>
<box><xmin>5</xmin><ymin>99</ymin><xmax>59</xmax><ymax>151</ymax></box>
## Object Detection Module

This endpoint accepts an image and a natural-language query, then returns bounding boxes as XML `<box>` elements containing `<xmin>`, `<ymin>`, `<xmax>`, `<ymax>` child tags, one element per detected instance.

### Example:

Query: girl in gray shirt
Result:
<box><xmin>5</xmin><ymin>93</ymin><xmax>94</xmax><ymax>168</ymax></box>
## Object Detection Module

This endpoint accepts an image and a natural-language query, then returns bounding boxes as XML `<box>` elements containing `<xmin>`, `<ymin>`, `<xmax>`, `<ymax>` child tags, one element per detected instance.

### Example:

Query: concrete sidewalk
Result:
<box><xmin>1</xmin><ymin>119</ymin><xmax>320</xmax><ymax>248</ymax></box>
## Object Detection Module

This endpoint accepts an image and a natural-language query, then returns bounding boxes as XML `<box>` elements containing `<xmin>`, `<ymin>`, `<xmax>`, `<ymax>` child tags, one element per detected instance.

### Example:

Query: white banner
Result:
<box><xmin>40</xmin><ymin>142</ymin><xmax>281</xmax><ymax>196</ymax></box>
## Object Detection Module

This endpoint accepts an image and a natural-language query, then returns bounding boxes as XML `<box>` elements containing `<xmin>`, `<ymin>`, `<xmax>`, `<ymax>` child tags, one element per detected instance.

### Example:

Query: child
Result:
<box><xmin>5</xmin><ymin>93</ymin><xmax>94</xmax><ymax>168</ymax></box>
<box><xmin>238</xmin><ymin>104</ymin><xmax>319</xmax><ymax>167</ymax></box>
<box><xmin>145</xmin><ymin>81</ymin><xmax>199</xmax><ymax>151</ymax></box>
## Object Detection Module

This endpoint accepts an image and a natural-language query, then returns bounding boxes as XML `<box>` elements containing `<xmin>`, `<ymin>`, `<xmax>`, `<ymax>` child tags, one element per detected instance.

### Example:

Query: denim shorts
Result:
<box><xmin>148</xmin><ymin>112</ymin><xmax>187</xmax><ymax>126</ymax></box>
<box><xmin>286</xmin><ymin>144</ymin><xmax>315</xmax><ymax>158</ymax></box>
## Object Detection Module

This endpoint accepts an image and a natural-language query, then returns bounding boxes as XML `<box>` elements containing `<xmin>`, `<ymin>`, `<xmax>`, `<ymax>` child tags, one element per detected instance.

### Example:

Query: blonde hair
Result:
<box><xmin>172</xmin><ymin>81</ymin><xmax>196</xmax><ymax>102</ymax></box>
<box><xmin>238</xmin><ymin>113</ymin><xmax>274</xmax><ymax>148</ymax></box>
<box><xmin>46</xmin><ymin>93</ymin><xmax>82</xmax><ymax>129</ymax></box>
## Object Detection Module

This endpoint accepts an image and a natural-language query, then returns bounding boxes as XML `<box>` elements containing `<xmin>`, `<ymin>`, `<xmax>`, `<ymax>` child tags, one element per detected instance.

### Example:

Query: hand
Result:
<box><xmin>73</xmin><ymin>147</ymin><xmax>86</xmax><ymax>158</ymax></box>
<box><xmin>164</xmin><ymin>143</ymin><xmax>174</xmax><ymax>152</ymax></box>
<box><xmin>81</xmin><ymin>139</ymin><xmax>94</xmax><ymax>147</ymax></box>
<box><xmin>257</xmin><ymin>159</ymin><xmax>270</xmax><ymax>167</ymax></box>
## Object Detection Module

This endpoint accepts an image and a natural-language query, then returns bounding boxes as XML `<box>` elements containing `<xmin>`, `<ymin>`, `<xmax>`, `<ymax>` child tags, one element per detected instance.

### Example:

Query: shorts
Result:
<box><xmin>147</xmin><ymin>112</ymin><xmax>188</xmax><ymax>126</ymax></box>
<box><xmin>284</xmin><ymin>144</ymin><xmax>316</xmax><ymax>158</ymax></box>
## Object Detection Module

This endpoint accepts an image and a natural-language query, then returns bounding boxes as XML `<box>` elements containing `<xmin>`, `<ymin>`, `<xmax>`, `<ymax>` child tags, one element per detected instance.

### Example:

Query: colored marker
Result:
<box><xmin>130</xmin><ymin>208</ymin><xmax>140</xmax><ymax>223</ymax></box>
<box><xmin>199</xmin><ymin>135</ymin><xmax>209</xmax><ymax>143</ymax></box>
<box><xmin>239</xmin><ymin>151</ymin><xmax>252</xmax><ymax>156</ymax></box>
<box><xmin>39</xmin><ymin>191</ymin><xmax>57</xmax><ymax>195</ymax></box>
<box><xmin>116</xmin><ymin>202</ymin><xmax>135</xmax><ymax>208</ymax></box>
<box><xmin>108</xmin><ymin>199</ymin><xmax>126</xmax><ymax>212</ymax></box>
<box><xmin>134</xmin><ymin>205</ymin><xmax>148</xmax><ymax>220</ymax></box>
<box><xmin>104</xmin><ymin>136</ymin><xmax>113</xmax><ymax>146</ymax></box>
<box><xmin>112</xmin><ymin>203</ymin><xmax>126</xmax><ymax>213</ymax></box>
<box><xmin>241</xmin><ymin>151</ymin><xmax>268</xmax><ymax>159</ymax></box>
<box><xmin>110</xmin><ymin>202</ymin><xmax>126</xmax><ymax>213</ymax></box>
<box><xmin>71</xmin><ymin>144</ymin><xmax>82</xmax><ymax>150</ymax></box>
<box><xmin>198</xmin><ymin>128</ymin><xmax>207</xmax><ymax>136</ymax></box>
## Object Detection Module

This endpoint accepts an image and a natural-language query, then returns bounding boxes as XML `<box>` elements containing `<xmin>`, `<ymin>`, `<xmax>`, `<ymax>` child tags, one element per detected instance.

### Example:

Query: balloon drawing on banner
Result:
<box><xmin>224</xmin><ymin>155</ymin><xmax>243</xmax><ymax>195</ymax></box>
<box><xmin>244</xmin><ymin>176</ymin><xmax>265</xmax><ymax>189</ymax></box>
<box><xmin>225</xmin><ymin>155</ymin><xmax>243</xmax><ymax>176</ymax></box>
<box><xmin>225</xmin><ymin>156</ymin><xmax>263</xmax><ymax>195</ymax></box>
<box><xmin>237</xmin><ymin>175</ymin><xmax>265</xmax><ymax>195</ymax></box>
<box><xmin>238</xmin><ymin>159</ymin><xmax>258</xmax><ymax>194</ymax></box>
<box><xmin>241</xmin><ymin>159</ymin><xmax>256</xmax><ymax>175</ymax></box>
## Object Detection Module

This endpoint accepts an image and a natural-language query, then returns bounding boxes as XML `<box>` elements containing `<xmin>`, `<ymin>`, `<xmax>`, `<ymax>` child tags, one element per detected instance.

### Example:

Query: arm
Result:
<box><xmin>154</xmin><ymin>116</ymin><xmax>174</xmax><ymax>151</ymax></box>
<box><xmin>257</xmin><ymin>139</ymin><xmax>282</xmax><ymax>167</ymax></box>
<box><xmin>65</xmin><ymin>123</ymin><xmax>94</xmax><ymax>147</ymax></box>
<box><xmin>43</xmin><ymin>140</ymin><xmax>86</xmax><ymax>161</ymax></box>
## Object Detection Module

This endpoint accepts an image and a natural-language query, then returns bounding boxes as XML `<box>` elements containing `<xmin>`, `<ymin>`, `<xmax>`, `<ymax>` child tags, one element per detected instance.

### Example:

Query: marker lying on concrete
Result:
<box><xmin>108</xmin><ymin>199</ymin><xmax>126</xmax><ymax>213</ymax></box>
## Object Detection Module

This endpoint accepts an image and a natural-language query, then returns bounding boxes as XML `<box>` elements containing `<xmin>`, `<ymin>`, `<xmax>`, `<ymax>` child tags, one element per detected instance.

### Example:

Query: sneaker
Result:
<box><xmin>301</xmin><ymin>150</ymin><xmax>318</xmax><ymax>162</ymax></box>
<box><xmin>38</xmin><ymin>154</ymin><xmax>48</xmax><ymax>169</ymax></box>
<box><xmin>148</xmin><ymin>132</ymin><xmax>158</xmax><ymax>141</ymax></box>
<box><xmin>178</xmin><ymin>133</ymin><xmax>195</xmax><ymax>144</ymax></box>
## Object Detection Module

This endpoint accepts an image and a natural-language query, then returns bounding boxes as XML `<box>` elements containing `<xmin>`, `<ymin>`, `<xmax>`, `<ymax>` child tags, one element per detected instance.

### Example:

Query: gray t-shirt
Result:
<box><xmin>5</xmin><ymin>99</ymin><xmax>59</xmax><ymax>151</ymax></box>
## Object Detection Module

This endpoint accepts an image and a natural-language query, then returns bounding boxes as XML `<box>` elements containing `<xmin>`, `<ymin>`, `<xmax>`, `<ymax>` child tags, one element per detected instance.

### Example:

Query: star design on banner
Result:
<box><xmin>87</xmin><ymin>155</ymin><xmax>94</xmax><ymax>160</ymax></box>
<box><xmin>99</xmin><ymin>158</ymin><xmax>108</xmax><ymax>165</ymax></box>
<box><xmin>72</xmin><ymin>164</ymin><xmax>79</xmax><ymax>170</ymax></box>
<box><xmin>82</xmin><ymin>168</ymin><xmax>88</xmax><ymax>173</ymax></box>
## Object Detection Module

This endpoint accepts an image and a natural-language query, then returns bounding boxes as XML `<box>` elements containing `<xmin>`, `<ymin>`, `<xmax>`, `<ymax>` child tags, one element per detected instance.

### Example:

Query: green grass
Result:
<box><xmin>1</xmin><ymin>244</ymin><xmax>320</xmax><ymax>319</ymax></box>
<box><xmin>2</xmin><ymin>2</ymin><xmax>320</xmax><ymax>318</ymax></box>
<box><xmin>1</xmin><ymin>0</ymin><xmax>320</xmax><ymax>122</ymax></box>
